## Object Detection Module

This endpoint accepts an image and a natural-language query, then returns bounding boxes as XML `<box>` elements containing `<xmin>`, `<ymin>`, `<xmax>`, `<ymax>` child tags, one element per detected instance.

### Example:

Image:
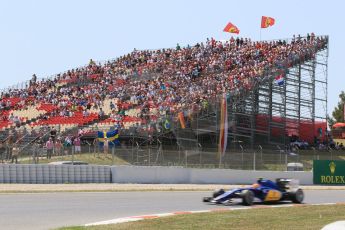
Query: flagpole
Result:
<box><xmin>260</xmin><ymin>16</ymin><xmax>262</xmax><ymax>42</ymax></box>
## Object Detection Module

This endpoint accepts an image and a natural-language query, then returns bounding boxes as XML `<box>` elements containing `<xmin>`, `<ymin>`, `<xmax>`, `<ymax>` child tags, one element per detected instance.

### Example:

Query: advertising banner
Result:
<box><xmin>313</xmin><ymin>160</ymin><xmax>345</xmax><ymax>185</ymax></box>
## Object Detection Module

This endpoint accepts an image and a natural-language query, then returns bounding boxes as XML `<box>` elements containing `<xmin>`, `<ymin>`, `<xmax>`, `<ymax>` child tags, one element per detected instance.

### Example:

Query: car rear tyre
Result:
<box><xmin>290</xmin><ymin>189</ymin><xmax>304</xmax><ymax>203</ymax></box>
<box><xmin>242</xmin><ymin>190</ymin><xmax>254</xmax><ymax>206</ymax></box>
<box><xmin>213</xmin><ymin>189</ymin><xmax>225</xmax><ymax>198</ymax></box>
<box><xmin>203</xmin><ymin>197</ymin><xmax>212</xmax><ymax>202</ymax></box>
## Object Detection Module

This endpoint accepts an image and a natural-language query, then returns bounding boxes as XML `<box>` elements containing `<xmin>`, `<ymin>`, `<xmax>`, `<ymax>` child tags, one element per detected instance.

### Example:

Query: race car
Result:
<box><xmin>203</xmin><ymin>178</ymin><xmax>304</xmax><ymax>206</ymax></box>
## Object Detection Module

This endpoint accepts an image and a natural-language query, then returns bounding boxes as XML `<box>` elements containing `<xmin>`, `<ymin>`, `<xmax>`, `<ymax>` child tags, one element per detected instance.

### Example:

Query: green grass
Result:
<box><xmin>58</xmin><ymin>204</ymin><xmax>345</xmax><ymax>230</ymax></box>
<box><xmin>19</xmin><ymin>153</ymin><xmax>130</xmax><ymax>165</ymax></box>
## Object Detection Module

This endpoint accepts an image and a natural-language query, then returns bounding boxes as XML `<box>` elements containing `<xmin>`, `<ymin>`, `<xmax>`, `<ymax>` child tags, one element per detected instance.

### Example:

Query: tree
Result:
<box><xmin>329</xmin><ymin>91</ymin><xmax>345</xmax><ymax>128</ymax></box>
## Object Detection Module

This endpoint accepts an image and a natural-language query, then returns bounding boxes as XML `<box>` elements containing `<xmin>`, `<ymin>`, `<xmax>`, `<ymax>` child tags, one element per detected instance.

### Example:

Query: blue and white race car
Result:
<box><xmin>203</xmin><ymin>178</ymin><xmax>304</xmax><ymax>206</ymax></box>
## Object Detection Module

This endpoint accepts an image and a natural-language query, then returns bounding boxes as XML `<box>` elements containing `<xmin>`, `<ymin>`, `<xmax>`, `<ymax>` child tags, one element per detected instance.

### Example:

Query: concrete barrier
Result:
<box><xmin>0</xmin><ymin>164</ymin><xmax>313</xmax><ymax>184</ymax></box>
<box><xmin>111</xmin><ymin>166</ymin><xmax>190</xmax><ymax>184</ymax></box>
<box><xmin>111</xmin><ymin>166</ymin><xmax>313</xmax><ymax>185</ymax></box>
<box><xmin>190</xmin><ymin>168</ymin><xmax>313</xmax><ymax>185</ymax></box>
<box><xmin>0</xmin><ymin>164</ymin><xmax>112</xmax><ymax>184</ymax></box>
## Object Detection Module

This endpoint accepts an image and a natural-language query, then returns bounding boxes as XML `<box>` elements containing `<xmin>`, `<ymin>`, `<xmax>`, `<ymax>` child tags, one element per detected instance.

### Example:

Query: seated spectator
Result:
<box><xmin>83</xmin><ymin>109</ymin><xmax>89</xmax><ymax>117</ymax></box>
<box><xmin>98</xmin><ymin>108</ymin><xmax>105</xmax><ymax>119</ymax></box>
<box><xmin>9</xmin><ymin>113</ymin><xmax>14</xmax><ymax>122</ymax></box>
<box><xmin>110</xmin><ymin>101</ymin><xmax>115</xmax><ymax>110</ymax></box>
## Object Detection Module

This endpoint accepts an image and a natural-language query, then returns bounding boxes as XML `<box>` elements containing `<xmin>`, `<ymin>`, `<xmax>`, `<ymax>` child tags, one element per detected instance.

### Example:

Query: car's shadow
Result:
<box><xmin>207</xmin><ymin>200</ymin><xmax>304</xmax><ymax>207</ymax></box>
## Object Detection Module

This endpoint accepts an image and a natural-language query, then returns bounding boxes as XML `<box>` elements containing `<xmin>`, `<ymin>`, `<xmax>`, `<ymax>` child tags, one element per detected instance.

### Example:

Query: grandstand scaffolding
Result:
<box><xmin>172</xmin><ymin>36</ymin><xmax>329</xmax><ymax>154</ymax></box>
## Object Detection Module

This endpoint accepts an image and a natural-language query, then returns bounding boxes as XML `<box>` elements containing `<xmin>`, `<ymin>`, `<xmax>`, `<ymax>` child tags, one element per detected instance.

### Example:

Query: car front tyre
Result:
<box><xmin>290</xmin><ymin>189</ymin><xmax>304</xmax><ymax>203</ymax></box>
<box><xmin>242</xmin><ymin>190</ymin><xmax>254</xmax><ymax>206</ymax></box>
<box><xmin>203</xmin><ymin>197</ymin><xmax>212</xmax><ymax>202</ymax></box>
<box><xmin>213</xmin><ymin>189</ymin><xmax>225</xmax><ymax>198</ymax></box>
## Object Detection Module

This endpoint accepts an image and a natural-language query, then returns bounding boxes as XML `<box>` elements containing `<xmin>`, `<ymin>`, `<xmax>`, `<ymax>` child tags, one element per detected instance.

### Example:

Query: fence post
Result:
<box><xmin>177</xmin><ymin>142</ymin><xmax>181</xmax><ymax>165</ymax></box>
<box><xmin>136</xmin><ymin>142</ymin><xmax>139</xmax><ymax>165</ymax></box>
<box><xmin>93</xmin><ymin>143</ymin><xmax>96</xmax><ymax>157</ymax></box>
<box><xmin>131</xmin><ymin>137</ymin><xmax>134</xmax><ymax>162</ymax></box>
<box><xmin>198</xmin><ymin>143</ymin><xmax>202</xmax><ymax>167</ymax></box>
<box><xmin>240</xmin><ymin>145</ymin><xmax>244</xmax><ymax>169</ymax></box>
<box><xmin>156</xmin><ymin>139</ymin><xmax>162</xmax><ymax>165</ymax></box>
<box><xmin>148</xmin><ymin>146</ymin><xmax>151</xmax><ymax>166</ymax></box>
<box><xmin>285</xmin><ymin>153</ymin><xmax>288</xmax><ymax>171</ymax></box>
<box><xmin>277</xmin><ymin>145</ymin><xmax>282</xmax><ymax>164</ymax></box>
<box><xmin>218</xmin><ymin>150</ymin><xmax>222</xmax><ymax>169</ymax></box>
<box><xmin>72</xmin><ymin>146</ymin><xmax>75</xmax><ymax>164</ymax></box>
<box><xmin>1</xmin><ymin>150</ymin><xmax>4</xmax><ymax>163</ymax></box>
<box><xmin>111</xmin><ymin>146</ymin><xmax>115</xmax><ymax>165</ymax></box>
<box><xmin>185</xmin><ymin>150</ymin><xmax>188</xmax><ymax>168</ymax></box>
<box><xmin>253</xmin><ymin>151</ymin><xmax>256</xmax><ymax>171</ymax></box>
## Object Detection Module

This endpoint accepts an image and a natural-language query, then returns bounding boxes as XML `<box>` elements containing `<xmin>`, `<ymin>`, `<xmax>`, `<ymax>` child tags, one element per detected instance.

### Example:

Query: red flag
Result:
<box><xmin>261</xmin><ymin>16</ymin><xmax>275</xmax><ymax>28</ymax></box>
<box><xmin>218</xmin><ymin>93</ymin><xmax>228</xmax><ymax>157</ymax></box>
<box><xmin>178</xmin><ymin>112</ymin><xmax>186</xmax><ymax>129</ymax></box>
<box><xmin>223</xmin><ymin>22</ymin><xmax>240</xmax><ymax>34</ymax></box>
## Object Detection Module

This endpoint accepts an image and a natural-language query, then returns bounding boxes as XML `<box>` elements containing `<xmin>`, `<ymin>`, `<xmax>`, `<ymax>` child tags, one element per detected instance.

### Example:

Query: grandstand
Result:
<box><xmin>0</xmin><ymin>34</ymin><xmax>329</xmax><ymax>166</ymax></box>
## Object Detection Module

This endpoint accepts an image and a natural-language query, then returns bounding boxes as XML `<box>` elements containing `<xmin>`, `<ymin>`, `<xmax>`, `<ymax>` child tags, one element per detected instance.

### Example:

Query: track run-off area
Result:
<box><xmin>0</xmin><ymin>188</ymin><xmax>345</xmax><ymax>230</ymax></box>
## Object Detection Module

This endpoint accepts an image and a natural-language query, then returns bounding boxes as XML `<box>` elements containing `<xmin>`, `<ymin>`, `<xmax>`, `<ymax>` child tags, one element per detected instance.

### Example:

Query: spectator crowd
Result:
<box><xmin>0</xmin><ymin>33</ymin><xmax>328</xmax><ymax>162</ymax></box>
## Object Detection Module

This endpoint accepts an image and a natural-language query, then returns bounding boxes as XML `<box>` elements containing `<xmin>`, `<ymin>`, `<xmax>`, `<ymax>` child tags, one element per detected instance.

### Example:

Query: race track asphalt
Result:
<box><xmin>0</xmin><ymin>190</ymin><xmax>344</xmax><ymax>230</ymax></box>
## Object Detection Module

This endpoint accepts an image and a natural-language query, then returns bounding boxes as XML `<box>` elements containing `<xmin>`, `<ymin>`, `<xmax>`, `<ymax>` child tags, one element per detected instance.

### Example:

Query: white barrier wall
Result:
<box><xmin>0</xmin><ymin>164</ymin><xmax>112</xmax><ymax>184</ymax></box>
<box><xmin>0</xmin><ymin>164</ymin><xmax>313</xmax><ymax>184</ymax></box>
<box><xmin>111</xmin><ymin>166</ymin><xmax>313</xmax><ymax>185</ymax></box>
<box><xmin>111</xmin><ymin>166</ymin><xmax>191</xmax><ymax>184</ymax></box>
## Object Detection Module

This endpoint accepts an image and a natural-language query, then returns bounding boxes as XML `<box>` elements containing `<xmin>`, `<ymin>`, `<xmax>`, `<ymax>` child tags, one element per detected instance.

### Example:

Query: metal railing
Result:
<box><xmin>1</xmin><ymin>142</ymin><xmax>342</xmax><ymax>171</ymax></box>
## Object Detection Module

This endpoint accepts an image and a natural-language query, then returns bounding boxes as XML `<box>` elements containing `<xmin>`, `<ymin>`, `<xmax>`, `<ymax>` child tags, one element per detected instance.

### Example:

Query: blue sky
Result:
<box><xmin>0</xmin><ymin>0</ymin><xmax>344</xmax><ymax>115</ymax></box>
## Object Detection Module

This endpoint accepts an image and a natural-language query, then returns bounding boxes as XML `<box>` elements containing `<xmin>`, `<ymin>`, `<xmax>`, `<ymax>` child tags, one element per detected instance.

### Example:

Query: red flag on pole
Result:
<box><xmin>218</xmin><ymin>93</ymin><xmax>228</xmax><ymax>157</ymax></box>
<box><xmin>223</xmin><ymin>22</ymin><xmax>240</xmax><ymax>34</ymax></box>
<box><xmin>261</xmin><ymin>16</ymin><xmax>275</xmax><ymax>28</ymax></box>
